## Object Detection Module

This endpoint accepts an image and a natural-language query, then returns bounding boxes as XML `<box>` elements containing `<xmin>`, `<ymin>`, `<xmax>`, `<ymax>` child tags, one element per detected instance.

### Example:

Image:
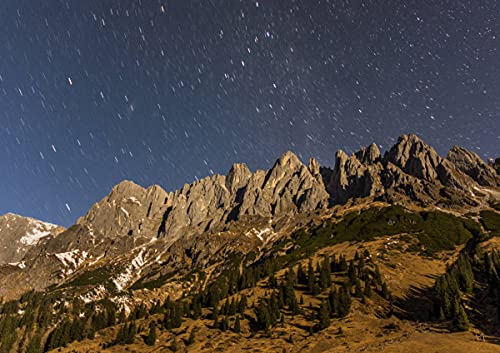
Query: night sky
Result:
<box><xmin>1</xmin><ymin>1</ymin><xmax>499</xmax><ymax>227</ymax></box>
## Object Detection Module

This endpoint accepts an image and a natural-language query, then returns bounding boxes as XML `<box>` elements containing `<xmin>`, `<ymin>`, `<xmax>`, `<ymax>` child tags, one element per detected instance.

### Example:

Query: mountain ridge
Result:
<box><xmin>0</xmin><ymin>134</ymin><xmax>499</xmax><ymax>353</ymax></box>
<box><xmin>0</xmin><ymin>133</ymin><xmax>498</xmax><ymax>299</ymax></box>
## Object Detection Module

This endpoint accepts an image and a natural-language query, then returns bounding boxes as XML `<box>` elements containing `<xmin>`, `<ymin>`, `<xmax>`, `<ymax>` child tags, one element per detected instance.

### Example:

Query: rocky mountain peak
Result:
<box><xmin>385</xmin><ymin>133</ymin><xmax>441</xmax><ymax>181</ymax></box>
<box><xmin>327</xmin><ymin>145</ymin><xmax>384</xmax><ymax>204</ymax></box>
<box><xmin>447</xmin><ymin>146</ymin><xmax>499</xmax><ymax>187</ymax></box>
<box><xmin>272</xmin><ymin>150</ymin><xmax>303</xmax><ymax>171</ymax></box>
<box><xmin>77</xmin><ymin>179</ymin><xmax>168</xmax><ymax>240</ymax></box>
<box><xmin>108</xmin><ymin>180</ymin><xmax>146</xmax><ymax>200</ymax></box>
<box><xmin>226</xmin><ymin>163</ymin><xmax>252</xmax><ymax>192</ymax></box>
<box><xmin>0</xmin><ymin>213</ymin><xmax>63</xmax><ymax>264</ymax></box>
<box><xmin>308</xmin><ymin>157</ymin><xmax>322</xmax><ymax>178</ymax></box>
<box><xmin>355</xmin><ymin>143</ymin><xmax>381</xmax><ymax>164</ymax></box>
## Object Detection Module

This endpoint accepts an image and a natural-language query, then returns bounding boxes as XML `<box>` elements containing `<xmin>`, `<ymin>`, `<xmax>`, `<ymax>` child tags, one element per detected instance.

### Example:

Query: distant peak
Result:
<box><xmin>1</xmin><ymin>212</ymin><xmax>21</xmax><ymax>218</ymax></box>
<box><xmin>308</xmin><ymin>157</ymin><xmax>321</xmax><ymax>176</ymax></box>
<box><xmin>228</xmin><ymin>162</ymin><xmax>251</xmax><ymax>174</ymax></box>
<box><xmin>354</xmin><ymin>143</ymin><xmax>381</xmax><ymax>164</ymax></box>
<box><xmin>268</xmin><ymin>151</ymin><xmax>304</xmax><ymax>174</ymax></box>
<box><xmin>108</xmin><ymin>180</ymin><xmax>147</xmax><ymax>202</ymax></box>
<box><xmin>111</xmin><ymin>180</ymin><xmax>145</xmax><ymax>192</ymax></box>
<box><xmin>397</xmin><ymin>133</ymin><xmax>426</xmax><ymax>146</ymax></box>
<box><xmin>226</xmin><ymin>163</ymin><xmax>252</xmax><ymax>191</ymax></box>
<box><xmin>389</xmin><ymin>133</ymin><xmax>436</xmax><ymax>156</ymax></box>
<box><xmin>277</xmin><ymin>150</ymin><xmax>301</xmax><ymax>164</ymax></box>
<box><xmin>0</xmin><ymin>212</ymin><xmax>61</xmax><ymax>228</ymax></box>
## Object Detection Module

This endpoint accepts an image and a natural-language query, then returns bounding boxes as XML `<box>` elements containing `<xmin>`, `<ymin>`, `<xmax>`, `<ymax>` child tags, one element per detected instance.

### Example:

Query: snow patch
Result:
<box><xmin>54</xmin><ymin>250</ymin><xmax>88</xmax><ymax>270</ymax></box>
<box><xmin>79</xmin><ymin>285</ymin><xmax>107</xmax><ymax>304</ymax></box>
<box><xmin>120</xmin><ymin>207</ymin><xmax>129</xmax><ymax>217</ymax></box>
<box><xmin>245</xmin><ymin>227</ymin><xmax>271</xmax><ymax>242</ymax></box>
<box><xmin>126</xmin><ymin>197</ymin><xmax>142</xmax><ymax>206</ymax></box>
<box><xmin>131</xmin><ymin>249</ymin><xmax>145</xmax><ymax>270</ymax></box>
<box><xmin>112</xmin><ymin>267</ymin><xmax>135</xmax><ymax>292</ymax></box>
<box><xmin>20</xmin><ymin>220</ymin><xmax>58</xmax><ymax>245</ymax></box>
<box><xmin>8</xmin><ymin>261</ymin><xmax>25</xmax><ymax>269</ymax></box>
<box><xmin>110</xmin><ymin>296</ymin><xmax>133</xmax><ymax>315</ymax></box>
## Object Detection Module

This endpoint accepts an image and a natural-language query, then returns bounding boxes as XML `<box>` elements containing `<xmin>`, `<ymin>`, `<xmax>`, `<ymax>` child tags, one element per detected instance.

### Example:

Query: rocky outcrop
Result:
<box><xmin>323</xmin><ymin>134</ymin><xmax>487</xmax><ymax>207</ymax></box>
<box><xmin>494</xmin><ymin>158</ymin><xmax>500</xmax><ymax>175</ymax></box>
<box><xmin>385</xmin><ymin>134</ymin><xmax>442</xmax><ymax>182</ymax></box>
<box><xmin>325</xmin><ymin>148</ymin><xmax>384</xmax><ymax>204</ymax></box>
<box><xmin>447</xmin><ymin>146</ymin><xmax>499</xmax><ymax>187</ymax></box>
<box><xmin>76</xmin><ymin>180</ymin><xmax>168</xmax><ymax>240</ymax></box>
<box><xmin>0</xmin><ymin>213</ymin><xmax>64</xmax><ymax>264</ymax></box>
<box><xmin>158</xmin><ymin>151</ymin><xmax>329</xmax><ymax>240</ymax></box>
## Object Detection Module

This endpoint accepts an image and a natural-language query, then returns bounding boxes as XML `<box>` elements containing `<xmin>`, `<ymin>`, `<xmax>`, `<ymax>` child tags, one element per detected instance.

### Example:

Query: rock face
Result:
<box><xmin>323</xmin><ymin>134</ymin><xmax>496</xmax><ymax>207</ymax></box>
<box><xmin>325</xmin><ymin>144</ymin><xmax>384</xmax><ymax>204</ymax></box>
<box><xmin>158</xmin><ymin>151</ymin><xmax>329</xmax><ymax>241</ymax></box>
<box><xmin>0</xmin><ymin>213</ymin><xmax>64</xmax><ymax>264</ymax></box>
<box><xmin>72</xmin><ymin>151</ymin><xmax>328</xmax><ymax>244</ymax></box>
<box><xmin>0</xmin><ymin>133</ymin><xmax>498</xmax><ymax>299</ymax></box>
<box><xmin>76</xmin><ymin>180</ymin><xmax>168</xmax><ymax>240</ymax></box>
<box><xmin>447</xmin><ymin>146</ymin><xmax>499</xmax><ymax>187</ymax></box>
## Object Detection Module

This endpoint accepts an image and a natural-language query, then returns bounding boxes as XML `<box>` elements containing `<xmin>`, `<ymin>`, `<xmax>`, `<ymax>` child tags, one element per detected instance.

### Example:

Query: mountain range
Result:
<box><xmin>0</xmin><ymin>133</ymin><xmax>499</xmax><ymax>353</ymax></box>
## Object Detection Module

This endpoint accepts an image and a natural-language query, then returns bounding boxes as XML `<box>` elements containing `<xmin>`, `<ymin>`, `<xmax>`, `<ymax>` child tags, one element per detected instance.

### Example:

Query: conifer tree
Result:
<box><xmin>307</xmin><ymin>259</ymin><xmax>315</xmax><ymax>294</ymax></box>
<box><xmin>319</xmin><ymin>256</ymin><xmax>332</xmax><ymax>291</ymax></box>
<box><xmin>170</xmin><ymin>337</ymin><xmax>178</xmax><ymax>352</ymax></box>
<box><xmin>26</xmin><ymin>334</ymin><xmax>42</xmax><ymax>353</ymax></box>
<box><xmin>454</xmin><ymin>304</ymin><xmax>470</xmax><ymax>331</ymax></box>
<box><xmin>238</xmin><ymin>294</ymin><xmax>248</xmax><ymax>314</ymax></box>
<box><xmin>354</xmin><ymin>279</ymin><xmax>363</xmax><ymax>298</ymax></box>
<box><xmin>269</xmin><ymin>273</ymin><xmax>277</xmax><ymax>288</ymax></box>
<box><xmin>187</xmin><ymin>330</ymin><xmax>196</xmax><ymax>345</ymax></box>
<box><xmin>233</xmin><ymin>315</ymin><xmax>241</xmax><ymax>333</ymax></box>
<box><xmin>297</xmin><ymin>262</ymin><xmax>307</xmax><ymax>285</ymax></box>
<box><xmin>339</xmin><ymin>255</ymin><xmax>347</xmax><ymax>271</ymax></box>
<box><xmin>374</xmin><ymin>264</ymin><xmax>382</xmax><ymax>285</ymax></box>
<box><xmin>364</xmin><ymin>280</ymin><xmax>372</xmax><ymax>298</ymax></box>
<box><xmin>317</xmin><ymin>300</ymin><xmax>331</xmax><ymax>330</ymax></box>
<box><xmin>337</xmin><ymin>285</ymin><xmax>351</xmax><ymax>318</ymax></box>
<box><xmin>145</xmin><ymin>322</ymin><xmax>156</xmax><ymax>346</ymax></box>
<box><xmin>381</xmin><ymin>282</ymin><xmax>391</xmax><ymax>300</ymax></box>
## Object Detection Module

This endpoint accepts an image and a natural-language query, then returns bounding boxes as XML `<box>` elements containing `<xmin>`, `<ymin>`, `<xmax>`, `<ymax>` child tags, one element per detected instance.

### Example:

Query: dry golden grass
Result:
<box><xmin>50</xmin><ymin>234</ymin><xmax>500</xmax><ymax>353</ymax></box>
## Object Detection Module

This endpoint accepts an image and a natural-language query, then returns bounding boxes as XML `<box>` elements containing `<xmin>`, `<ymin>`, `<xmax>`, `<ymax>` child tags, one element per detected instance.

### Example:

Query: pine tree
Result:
<box><xmin>269</xmin><ymin>273</ymin><xmax>277</xmax><ymax>288</ymax></box>
<box><xmin>233</xmin><ymin>315</ymin><xmax>241</xmax><ymax>333</ymax></box>
<box><xmin>338</xmin><ymin>285</ymin><xmax>351</xmax><ymax>318</ymax></box>
<box><xmin>457</xmin><ymin>254</ymin><xmax>474</xmax><ymax>294</ymax></box>
<box><xmin>191</xmin><ymin>295</ymin><xmax>202</xmax><ymax>319</ymax></box>
<box><xmin>381</xmin><ymin>282</ymin><xmax>391</xmax><ymax>300</ymax></box>
<box><xmin>364</xmin><ymin>281</ymin><xmax>372</xmax><ymax>298</ymax></box>
<box><xmin>221</xmin><ymin>316</ymin><xmax>229</xmax><ymax>331</ymax></box>
<box><xmin>297</xmin><ymin>262</ymin><xmax>307</xmax><ymax>285</ymax></box>
<box><xmin>348</xmin><ymin>261</ymin><xmax>357</xmax><ymax>282</ymax></box>
<box><xmin>145</xmin><ymin>322</ymin><xmax>156</xmax><ymax>346</ymax></box>
<box><xmin>354</xmin><ymin>279</ymin><xmax>363</xmax><ymax>298</ymax></box>
<box><xmin>330</xmin><ymin>254</ymin><xmax>338</xmax><ymax>272</ymax></box>
<box><xmin>25</xmin><ymin>334</ymin><xmax>42</xmax><ymax>353</ymax></box>
<box><xmin>256</xmin><ymin>299</ymin><xmax>272</xmax><ymax>332</ymax></box>
<box><xmin>454</xmin><ymin>305</ymin><xmax>470</xmax><ymax>331</ymax></box>
<box><xmin>307</xmin><ymin>259</ymin><xmax>315</xmax><ymax>294</ymax></box>
<box><xmin>319</xmin><ymin>256</ymin><xmax>332</xmax><ymax>291</ymax></box>
<box><xmin>170</xmin><ymin>336</ymin><xmax>178</xmax><ymax>352</ymax></box>
<box><xmin>238</xmin><ymin>294</ymin><xmax>248</xmax><ymax>314</ymax></box>
<box><xmin>187</xmin><ymin>330</ymin><xmax>196</xmax><ymax>345</ymax></box>
<box><xmin>374</xmin><ymin>264</ymin><xmax>382</xmax><ymax>285</ymax></box>
<box><xmin>317</xmin><ymin>300</ymin><xmax>330</xmax><ymax>330</ymax></box>
<box><xmin>339</xmin><ymin>255</ymin><xmax>347</xmax><ymax>271</ymax></box>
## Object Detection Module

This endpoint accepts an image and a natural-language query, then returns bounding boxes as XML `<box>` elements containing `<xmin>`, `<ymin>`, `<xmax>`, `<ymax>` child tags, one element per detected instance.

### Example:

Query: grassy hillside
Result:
<box><xmin>0</xmin><ymin>206</ymin><xmax>498</xmax><ymax>353</ymax></box>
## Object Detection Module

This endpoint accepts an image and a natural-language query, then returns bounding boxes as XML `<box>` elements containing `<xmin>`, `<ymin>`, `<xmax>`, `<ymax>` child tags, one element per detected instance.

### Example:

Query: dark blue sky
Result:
<box><xmin>0</xmin><ymin>0</ymin><xmax>499</xmax><ymax>226</ymax></box>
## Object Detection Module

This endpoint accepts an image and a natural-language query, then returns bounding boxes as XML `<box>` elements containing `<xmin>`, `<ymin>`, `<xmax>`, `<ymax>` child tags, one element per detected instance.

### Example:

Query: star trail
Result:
<box><xmin>0</xmin><ymin>0</ymin><xmax>499</xmax><ymax>226</ymax></box>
